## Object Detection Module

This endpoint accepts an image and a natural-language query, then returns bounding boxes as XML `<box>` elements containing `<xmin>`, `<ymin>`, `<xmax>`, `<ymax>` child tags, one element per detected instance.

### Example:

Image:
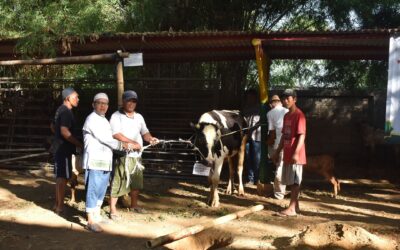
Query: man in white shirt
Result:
<box><xmin>267</xmin><ymin>95</ymin><xmax>288</xmax><ymax>199</ymax></box>
<box><xmin>82</xmin><ymin>93</ymin><xmax>130</xmax><ymax>232</ymax></box>
<box><xmin>109</xmin><ymin>90</ymin><xmax>158</xmax><ymax>218</ymax></box>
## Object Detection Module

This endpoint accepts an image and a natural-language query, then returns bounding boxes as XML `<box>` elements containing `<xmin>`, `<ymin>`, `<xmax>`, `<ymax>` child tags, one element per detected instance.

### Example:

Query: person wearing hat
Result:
<box><xmin>267</xmin><ymin>94</ymin><xmax>288</xmax><ymax>199</ymax></box>
<box><xmin>82</xmin><ymin>93</ymin><xmax>132</xmax><ymax>232</ymax></box>
<box><xmin>52</xmin><ymin>87</ymin><xmax>83</xmax><ymax>215</ymax></box>
<box><xmin>272</xmin><ymin>89</ymin><xmax>306</xmax><ymax>217</ymax></box>
<box><xmin>109</xmin><ymin>90</ymin><xmax>159</xmax><ymax>219</ymax></box>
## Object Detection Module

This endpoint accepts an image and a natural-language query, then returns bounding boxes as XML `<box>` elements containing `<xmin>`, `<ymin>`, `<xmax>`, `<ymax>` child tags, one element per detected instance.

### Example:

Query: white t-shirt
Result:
<box><xmin>82</xmin><ymin>111</ymin><xmax>120</xmax><ymax>171</ymax></box>
<box><xmin>267</xmin><ymin>105</ymin><xmax>288</xmax><ymax>149</ymax></box>
<box><xmin>243</xmin><ymin>105</ymin><xmax>261</xmax><ymax>141</ymax></box>
<box><xmin>110</xmin><ymin>110</ymin><xmax>149</xmax><ymax>157</ymax></box>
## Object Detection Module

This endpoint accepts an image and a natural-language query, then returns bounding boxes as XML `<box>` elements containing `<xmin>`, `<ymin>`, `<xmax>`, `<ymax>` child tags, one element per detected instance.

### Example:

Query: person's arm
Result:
<box><xmin>143</xmin><ymin>132</ymin><xmax>159</xmax><ymax>145</ymax></box>
<box><xmin>60</xmin><ymin>126</ymin><xmax>83</xmax><ymax>148</ymax></box>
<box><xmin>271</xmin><ymin>135</ymin><xmax>284</xmax><ymax>164</ymax></box>
<box><xmin>50</xmin><ymin>122</ymin><xmax>55</xmax><ymax>134</ymax></box>
<box><xmin>113</xmin><ymin>133</ymin><xmax>141</xmax><ymax>151</ymax></box>
<box><xmin>267</xmin><ymin>130</ymin><xmax>276</xmax><ymax>146</ymax></box>
<box><xmin>292</xmin><ymin>133</ymin><xmax>305</xmax><ymax>164</ymax></box>
<box><xmin>266</xmin><ymin>112</ymin><xmax>275</xmax><ymax>146</ymax></box>
<box><xmin>292</xmin><ymin>113</ymin><xmax>306</xmax><ymax>164</ymax></box>
<box><xmin>139</xmin><ymin>115</ymin><xmax>159</xmax><ymax>145</ymax></box>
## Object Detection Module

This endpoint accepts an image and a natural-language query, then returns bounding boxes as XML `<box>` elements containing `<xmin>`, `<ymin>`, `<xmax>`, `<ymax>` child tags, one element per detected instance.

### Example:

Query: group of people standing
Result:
<box><xmin>243</xmin><ymin>88</ymin><xmax>306</xmax><ymax>217</ymax></box>
<box><xmin>51</xmin><ymin>87</ymin><xmax>158</xmax><ymax>232</ymax></box>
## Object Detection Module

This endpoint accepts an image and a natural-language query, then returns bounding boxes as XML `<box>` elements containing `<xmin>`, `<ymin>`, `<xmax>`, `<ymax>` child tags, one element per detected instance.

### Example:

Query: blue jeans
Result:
<box><xmin>85</xmin><ymin>169</ymin><xmax>111</xmax><ymax>213</ymax></box>
<box><xmin>245</xmin><ymin>140</ymin><xmax>261</xmax><ymax>183</ymax></box>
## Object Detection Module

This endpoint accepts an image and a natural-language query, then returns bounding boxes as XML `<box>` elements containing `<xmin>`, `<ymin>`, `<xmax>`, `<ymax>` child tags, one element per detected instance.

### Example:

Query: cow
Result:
<box><xmin>191</xmin><ymin>110</ymin><xmax>248</xmax><ymax>207</ymax></box>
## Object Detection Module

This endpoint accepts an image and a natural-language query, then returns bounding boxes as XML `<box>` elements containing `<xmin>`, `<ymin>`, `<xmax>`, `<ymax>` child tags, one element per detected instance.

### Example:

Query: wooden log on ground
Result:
<box><xmin>146</xmin><ymin>204</ymin><xmax>264</xmax><ymax>248</ymax></box>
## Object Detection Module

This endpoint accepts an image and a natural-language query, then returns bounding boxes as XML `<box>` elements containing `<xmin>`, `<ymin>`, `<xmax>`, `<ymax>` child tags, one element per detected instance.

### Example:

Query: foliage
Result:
<box><xmin>0</xmin><ymin>0</ymin><xmax>123</xmax><ymax>57</ymax></box>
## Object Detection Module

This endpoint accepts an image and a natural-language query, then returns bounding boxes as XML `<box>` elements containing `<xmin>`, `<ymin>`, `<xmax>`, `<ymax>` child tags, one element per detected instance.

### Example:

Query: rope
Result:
<box><xmin>122</xmin><ymin>122</ymin><xmax>266</xmax><ymax>169</ymax></box>
<box><xmin>220</xmin><ymin>123</ymin><xmax>266</xmax><ymax>138</ymax></box>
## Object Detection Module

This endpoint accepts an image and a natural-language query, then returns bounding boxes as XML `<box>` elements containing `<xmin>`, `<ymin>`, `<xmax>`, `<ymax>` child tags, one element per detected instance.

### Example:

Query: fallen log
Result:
<box><xmin>146</xmin><ymin>204</ymin><xmax>264</xmax><ymax>248</ymax></box>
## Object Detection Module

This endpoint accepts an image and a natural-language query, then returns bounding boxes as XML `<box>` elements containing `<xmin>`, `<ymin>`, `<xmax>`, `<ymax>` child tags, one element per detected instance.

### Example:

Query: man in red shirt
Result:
<box><xmin>272</xmin><ymin>89</ymin><xmax>306</xmax><ymax>216</ymax></box>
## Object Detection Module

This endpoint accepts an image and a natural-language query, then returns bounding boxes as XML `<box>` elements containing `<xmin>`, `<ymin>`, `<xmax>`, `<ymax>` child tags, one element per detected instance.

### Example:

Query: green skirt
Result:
<box><xmin>111</xmin><ymin>156</ymin><xmax>143</xmax><ymax>198</ymax></box>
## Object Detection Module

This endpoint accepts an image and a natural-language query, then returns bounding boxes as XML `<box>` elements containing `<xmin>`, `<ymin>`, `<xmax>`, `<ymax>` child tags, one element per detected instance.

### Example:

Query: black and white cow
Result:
<box><xmin>191</xmin><ymin>110</ymin><xmax>248</xmax><ymax>207</ymax></box>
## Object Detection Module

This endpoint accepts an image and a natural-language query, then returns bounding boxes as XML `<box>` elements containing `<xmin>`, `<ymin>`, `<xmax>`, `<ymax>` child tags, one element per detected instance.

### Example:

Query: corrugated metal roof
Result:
<box><xmin>0</xmin><ymin>29</ymin><xmax>399</xmax><ymax>62</ymax></box>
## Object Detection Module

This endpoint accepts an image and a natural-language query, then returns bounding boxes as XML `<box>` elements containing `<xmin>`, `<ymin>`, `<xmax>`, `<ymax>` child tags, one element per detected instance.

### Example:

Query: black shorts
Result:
<box><xmin>54</xmin><ymin>152</ymin><xmax>72</xmax><ymax>179</ymax></box>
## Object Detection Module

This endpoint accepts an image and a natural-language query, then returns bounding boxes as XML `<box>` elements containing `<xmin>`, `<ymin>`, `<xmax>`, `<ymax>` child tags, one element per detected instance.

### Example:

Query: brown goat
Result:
<box><xmin>305</xmin><ymin>154</ymin><xmax>340</xmax><ymax>197</ymax></box>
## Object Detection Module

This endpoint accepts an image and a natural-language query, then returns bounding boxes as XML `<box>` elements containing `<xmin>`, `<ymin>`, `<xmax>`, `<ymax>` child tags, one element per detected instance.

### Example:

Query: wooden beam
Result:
<box><xmin>0</xmin><ymin>52</ymin><xmax>129</xmax><ymax>65</ymax></box>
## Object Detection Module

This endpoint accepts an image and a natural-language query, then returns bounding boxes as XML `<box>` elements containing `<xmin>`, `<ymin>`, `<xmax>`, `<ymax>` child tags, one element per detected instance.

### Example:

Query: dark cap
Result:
<box><xmin>282</xmin><ymin>89</ymin><xmax>297</xmax><ymax>98</ymax></box>
<box><xmin>122</xmin><ymin>90</ymin><xmax>138</xmax><ymax>101</ymax></box>
<box><xmin>62</xmin><ymin>87</ymin><xmax>75</xmax><ymax>100</ymax></box>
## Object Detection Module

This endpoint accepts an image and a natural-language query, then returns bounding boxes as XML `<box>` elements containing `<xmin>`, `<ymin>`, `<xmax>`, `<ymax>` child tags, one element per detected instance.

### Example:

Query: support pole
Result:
<box><xmin>116</xmin><ymin>51</ymin><xmax>125</xmax><ymax>107</ymax></box>
<box><xmin>252</xmin><ymin>39</ymin><xmax>273</xmax><ymax>192</ymax></box>
<box><xmin>146</xmin><ymin>204</ymin><xmax>264</xmax><ymax>248</ymax></box>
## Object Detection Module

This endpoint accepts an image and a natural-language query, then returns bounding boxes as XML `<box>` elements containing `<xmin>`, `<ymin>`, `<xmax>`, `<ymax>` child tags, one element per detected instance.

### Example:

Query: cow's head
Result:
<box><xmin>190</xmin><ymin>122</ymin><xmax>223</xmax><ymax>166</ymax></box>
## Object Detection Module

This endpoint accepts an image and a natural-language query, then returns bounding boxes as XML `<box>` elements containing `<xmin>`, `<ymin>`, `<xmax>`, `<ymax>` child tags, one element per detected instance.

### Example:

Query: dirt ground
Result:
<box><xmin>0</xmin><ymin>167</ymin><xmax>399</xmax><ymax>250</ymax></box>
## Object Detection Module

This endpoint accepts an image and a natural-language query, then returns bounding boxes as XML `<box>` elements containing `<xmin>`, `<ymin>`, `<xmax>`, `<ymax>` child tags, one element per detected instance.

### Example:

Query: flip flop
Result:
<box><xmin>129</xmin><ymin>207</ymin><xmax>148</xmax><ymax>214</ymax></box>
<box><xmin>86</xmin><ymin>223</ymin><xmax>103</xmax><ymax>233</ymax></box>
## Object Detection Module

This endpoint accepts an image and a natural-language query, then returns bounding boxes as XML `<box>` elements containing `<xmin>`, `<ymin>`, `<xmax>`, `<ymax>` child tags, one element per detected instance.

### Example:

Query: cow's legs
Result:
<box><xmin>226</xmin><ymin>157</ymin><xmax>235</xmax><ymax>195</ymax></box>
<box><xmin>208</xmin><ymin>158</ymin><xmax>224</xmax><ymax>207</ymax></box>
<box><xmin>237</xmin><ymin>136</ymin><xmax>247</xmax><ymax>196</ymax></box>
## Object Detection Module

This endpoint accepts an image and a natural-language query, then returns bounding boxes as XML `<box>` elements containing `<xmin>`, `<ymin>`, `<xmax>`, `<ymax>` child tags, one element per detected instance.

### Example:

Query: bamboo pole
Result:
<box><xmin>0</xmin><ymin>52</ymin><xmax>129</xmax><ymax>65</ymax></box>
<box><xmin>146</xmin><ymin>204</ymin><xmax>264</xmax><ymax>248</ymax></box>
<box><xmin>0</xmin><ymin>152</ymin><xmax>49</xmax><ymax>163</ymax></box>
<box><xmin>252</xmin><ymin>39</ymin><xmax>273</xmax><ymax>193</ymax></box>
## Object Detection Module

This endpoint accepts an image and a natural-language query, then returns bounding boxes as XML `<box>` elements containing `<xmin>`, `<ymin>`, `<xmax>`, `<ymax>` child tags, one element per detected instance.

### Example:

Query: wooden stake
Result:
<box><xmin>146</xmin><ymin>204</ymin><xmax>264</xmax><ymax>248</ymax></box>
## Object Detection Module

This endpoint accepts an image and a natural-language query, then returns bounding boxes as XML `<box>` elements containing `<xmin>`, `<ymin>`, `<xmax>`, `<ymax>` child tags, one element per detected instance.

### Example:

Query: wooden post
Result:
<box><xmin>146</xmin><ymin>204</ymin><xmax>264</xmax><ymax>248</ymax></box>
<box><xmin>252</xmin><ymin>39</ymin><xmax>273</xmax><ymax>194</ymax></box>
<box><xmin>116</xmin><ymin>51</ymin><xmax>126</xmax><ymax>107</ymax></box>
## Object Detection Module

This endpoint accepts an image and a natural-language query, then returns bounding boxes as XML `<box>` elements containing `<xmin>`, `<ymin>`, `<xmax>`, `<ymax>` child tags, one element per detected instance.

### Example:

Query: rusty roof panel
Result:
<box><xmin>0</xmin><ymin>29</ymin><xmax>399</xmax><ymax>62</ymax></box>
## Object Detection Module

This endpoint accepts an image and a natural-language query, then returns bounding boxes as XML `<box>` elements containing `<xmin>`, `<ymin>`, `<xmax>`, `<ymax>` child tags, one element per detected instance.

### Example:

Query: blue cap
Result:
<box><xmin>62</xmin><ymin>87</ymin><xmax>75</xmax><ymax>100</ymax></box>
<box><xmin>122</xmin><ymin>90</ymin><xmax>138</xmax><ymax>101</ymax></box>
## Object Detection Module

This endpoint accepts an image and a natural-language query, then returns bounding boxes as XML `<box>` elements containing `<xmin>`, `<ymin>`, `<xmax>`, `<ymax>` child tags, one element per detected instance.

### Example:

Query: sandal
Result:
<box><xmin>86</xmin><ymin>223</ymin><xmax>103</xmax><ymax>233</ymax></box>
<box><xmin>129</xmin><ymin>207</ymin><xmax>148</xmax><ymax>214</ymax></box>
<box><xmin>109</xmin><ymin>213</ymin><xmax>121</xmax><ymax>221</ymax></box>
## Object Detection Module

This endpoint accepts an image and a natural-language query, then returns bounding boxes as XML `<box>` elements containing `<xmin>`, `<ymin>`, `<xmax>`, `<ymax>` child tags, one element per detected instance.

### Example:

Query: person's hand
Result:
<box><xmin>292</xmin><ymin>153</ymin><xmax>299</xmax><ymax>164</ymax></box>
<box><xmin>131</xmin><ymin>142</ymin><xmax>142</xmax><ymax>151</ymax></box>
<box><xmin>121</xmin><ymin>142</ymin><xmax>129</xmax><ymax>150</ymax></box>
<box><xmin>149</xmin><ymin>137</ymin><xmax>159</xmax><ymax>146</ymax></box>
<box><xmin>271</xmin><ymin>151</ymin><xmax>279</xmax><ymax>165</ymax></box>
